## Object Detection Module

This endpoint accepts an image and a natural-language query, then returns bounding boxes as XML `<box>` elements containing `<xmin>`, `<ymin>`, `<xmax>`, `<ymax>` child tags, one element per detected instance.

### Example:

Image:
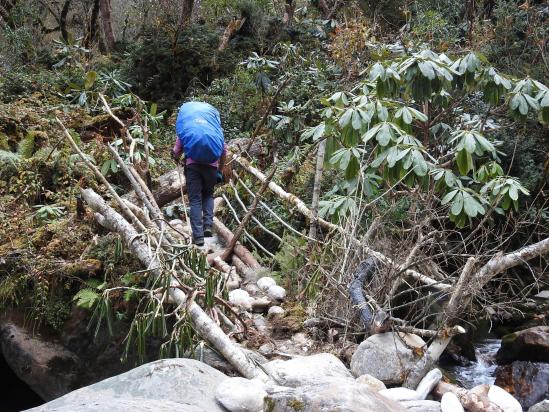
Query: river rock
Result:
<box><xmin>267</xmin><ymin>306</ymin><xmax>285</xmax><ymax>318</ymax></box>
<box><xmin>401</xmin><ymin>400</ymin><xmax>442</xmax><ymax>411</ymax></box>
<box><xmin>487</xmin><ymin>384</ymin><xmax>522</xmax><ymax>412</ymax></box>
<box><xmin>415</xmin><ymin>368</ymin><xmax>442</xmax><ymax>399</ymax></box>
<box><xmin>529</xmin><ymin>400</ymin><xmax>549</xmax><ymax>412</ymax></box>
<box><xmin>229</xmin><ymin>289</ymin><xmax>254</xmax><ymax>310</ymax></box>
<box><xmin>350</xmin><ymin>332</ymin><xmax>426</xmax><ymax>384</ymax></box>
<box><xmin>533</xmin><ymin>290</ymin><xmax>549</xmax><ymax>300</ymax></box>
<box><xmin>356</xmin><ymin>374</ymin><xmax>387</xmax><ymax>392</ymax></box>
<box><xmin>440</xmin><ymin>392</ymin><xmax>464</xmax><ymax>412</ymax></box>
<box><xmin>379</xmin><ymin>388</ymin><xmax>421</xmax><ymax>402</ymax></box>
<box><xmin>215</xmin><ymin>377</ymin><xmax>267</xmax><ymax>412</ymax></box>
<box><xmin>495</xmin><ymin>361</ymin><xmax>549</xmax><ymax>409</ymax></box>
<box><xmin>0</xmin><ymin>322</ymin><xmax>80</xmax><ymax>401</ymax></box>
<box><xmin>251</xmin><ymin>297</ymin><xmax>272</xmax><ymax>312</ymax></box>
<box><xmin>27</xmin><ymin>358</ymin><xmax>228</xmax><ymax>411</ymax></box>
<box><xmin>257</xmin><ymin>277</ymin><xmax>276</xmax><ymax>291</ymax></box>
<box><xmin>264</xmin><ymin>353</ymin><xmax>353</xmax><ymax>387</ymax></box>
<box><xmin>263</xmin><ymin>378</ymin><xmax>406</xmax><ymax>411</ymax></box>
<box><xmin>267</xmin><ymin>285</ymin><xmax>287</xmax><ymax>301</ymax></box>
<box><xmin>496</xmin><ymin>326</ymin><xmax>549</xmax><ymax>364</ymax></box>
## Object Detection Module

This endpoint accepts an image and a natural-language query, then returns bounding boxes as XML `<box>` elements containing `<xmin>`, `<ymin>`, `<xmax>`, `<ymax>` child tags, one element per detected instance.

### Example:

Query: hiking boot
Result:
<box><xmin>193</xmin><ymin>237</ymin><xmax>204</xmax><ymax>247</ymax></box>
<box><xmin>204</xmin><ymin>226</ymin><xmax>213</xmax><ymax>238</ymax></box>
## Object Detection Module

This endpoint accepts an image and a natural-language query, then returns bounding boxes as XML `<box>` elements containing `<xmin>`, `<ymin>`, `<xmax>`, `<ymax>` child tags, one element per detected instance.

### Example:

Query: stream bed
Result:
<box><xmin>444</xmin><ymin>338</ymin><xmax>502</xmax><ymax>389</ymax></box>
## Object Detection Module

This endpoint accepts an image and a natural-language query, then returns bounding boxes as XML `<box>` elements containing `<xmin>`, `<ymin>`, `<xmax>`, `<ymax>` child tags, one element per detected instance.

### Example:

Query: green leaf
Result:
<box><xmin>339</xmin><ymin>108</ymin><xmax>353</xmax><ymax>128</ymax></box>
<box><xmin>85</xmin><ymin>71</ymin><xmax>97</xmax><ymax>90</ymax></box>
<box><xmin>376</xmin><ymin>123</ymin><xmax>393</xmax><ymax>146</ymax></box>
<box><xmin>418</xmin><ymin>61</ymin><xmax>436</xmax><ymax>80</ymax></box>
<box><xmin>351</xmin><ymin>109</ymin><xmax>362</xmax><ymax>130</ymax></box>
<box><xmin>456</xmin><ymin>150</ymin><xmax>473</xmax><ymax>175</ymax></box>
<box><xmin>101</xmin><ymin>160</ymin><xmax>111</xmax><ymax>176</ymax></box>
<box><xmin>441</xmin><ymin>189</ymin><xmax>457</xmax><ymax>205</ymax></box>
<box><xmin>451</xmin><ymin>193</ymin><xmax>464</xmax><ymax>215</ymax></box>
<box><xmin>345</xmin><ymin>156</ymin><xmax>360</xmax><ymax>180</ymax></box>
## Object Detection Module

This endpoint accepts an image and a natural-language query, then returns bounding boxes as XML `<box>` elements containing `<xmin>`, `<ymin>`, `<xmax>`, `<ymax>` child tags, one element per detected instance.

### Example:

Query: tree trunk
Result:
<box><xmin>84</xmin><ymin>0</ymin><xmax>100</xmax><ymax>48</ymax></box>
<box><xmin>218</xmin><ymin>16</ymin><xmax>246</xmax><ymax>51</ymax></box>
<box><xmin>81</xmin><ymin>188</ymin><xmax>262</xmax><ymax>379</ymax></box>
<box><xmin>60</xmin><ymin>0</ymin><xmax>72</xmax><ymax>42</ymax></box>
<box><xmin>448</xmin><ymin>237</ymin><xmax>549</xmax><ymax>323</ymax></box>
<box><xmin>179</xmin><ymin>0</ymin><xmax>195</xmax><ymax>28</ymax></box>
<box><xmin>308</xmin><ymin>140</ymin><xmax>326</xmax><ymax>244</ymax></box>
<box><xmin>282</xmin><ymin>0</ymin><xmax>295</xmax><ymax>25</ymax></box>
<box><xmin>99</xmin><ymin>0</ymin><xmax>115</xmax><ymax>51</ymax></box>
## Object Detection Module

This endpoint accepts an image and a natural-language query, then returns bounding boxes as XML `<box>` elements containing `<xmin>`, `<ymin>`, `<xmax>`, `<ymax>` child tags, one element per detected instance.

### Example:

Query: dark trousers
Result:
<box><xmin>185</xmin><ymin>164</ymin><xmax>216</xmax><ymax>242</ymax></box>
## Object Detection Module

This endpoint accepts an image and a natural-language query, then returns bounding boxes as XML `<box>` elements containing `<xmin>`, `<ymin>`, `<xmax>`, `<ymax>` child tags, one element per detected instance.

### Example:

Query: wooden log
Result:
<box><xmin>124</xmin><ymin>169</ymin><xmax>185</xmax><ymax>208</ymax></box>
<box><xmin>231</xmin><ymin>153</ymin><xmax>451</xmax><ymax>291</ymax></box>
<box><xmin>81</xmin><ymin>188</ymin><xmax>261</xmax><ymax>379</ymax></box>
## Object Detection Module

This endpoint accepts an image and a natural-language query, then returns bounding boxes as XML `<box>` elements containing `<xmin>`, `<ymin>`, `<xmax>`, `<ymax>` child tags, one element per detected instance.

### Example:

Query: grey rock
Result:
<box><xmin>264</xmin><ymin>379</ymin><xmax>406</xmax><ymax>411</ymax></box>
<box><xmin>401</xmin><ymin>400</ymin><xmax>441</xmax><ymax>411</ymax></box>
<box><xmin>27</xmin><ymin>358</ymin><xmax>228</xmax><ymax>412</ymax></box>
<box><xmin>215</xmin><ymin>377</ymin><xmax>267</xmax><ymax>412</ymax></box>
<box><xmin>379</xmin><ymin>388</ymin><xmax>420</xmax><ymax>402</ymax></box>
<box><xmin>0</xmin><ymin>322</ymin><xmax>80</xmax><ymax>401</ymax></box>
<box><xmin>415</xmin><ymin>368</ymin><xmax>442</xmax><ymax>399</ymax></box>
<box><xmin>257</xmin><ymin>277</ymin><xmax>276</xmax><ymax>291</ymax></box>
<box><xmin>529</xmin><ymin>400</ymin><xmax>549</xmax><ymax>412</ymax></box>
<box><xmin>534</xmin><ymin>290</ymin><xmax>549</xmax><ymax>300</ymax></box>
<box><xmin>495</xmin><ymin>361</ymin><xmax>549</xmax><ymax>409</ymax></box>
<box><xmin>267</xmin><ymin>306</ymin><xmax>285</xmax><ymax>319</ymax></box>
<box><xmin>487</xmin><ymin>384</ymin><xmax>522</xmax><ymax>412</ymax></box>
<box><xmin>440</xmin><ymin>392</ymin><xmax>464</xmax><ymax>412</ymax></box>
<box><xmin>350</xmin><ymin>333</ymin><xmax>425</xmax><ymax>384</ymax></box>
<box><xmin>267</xmin><ymin>285</ymin><xmax>287</xmax><ymax>301</ymax></box>
<box><xmin>356</xmin><ymin>374</ymin><xmax>387</xmax><ymax>392</ymax></box>
<box><xmin>264</xmin><ymin>353</ymin><xmax>353</xmax><ymax>387</ymax></box>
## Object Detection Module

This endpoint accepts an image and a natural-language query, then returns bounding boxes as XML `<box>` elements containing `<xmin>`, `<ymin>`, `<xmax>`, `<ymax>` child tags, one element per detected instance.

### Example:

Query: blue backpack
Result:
<box><xmin>175</xmin><ymin>102</ymin><xmax>224</xmax><ymax>163</ymax></box>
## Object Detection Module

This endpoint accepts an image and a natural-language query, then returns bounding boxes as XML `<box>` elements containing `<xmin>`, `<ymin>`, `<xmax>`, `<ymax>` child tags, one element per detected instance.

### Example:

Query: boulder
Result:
<box><xmin>263</xmin><ymin>379</ymin><xmax>406</xmax><ymax>412</ymax></box>
<box><xmin>264</xmin><ymin>353</ymin><xmax>353</xmax><ymax>387</ymax></box>
<box><xmin>379</xmin><ymin>388</ymin><xmax>420</xmax><ymax>402</ymax></box>
<box><xmin>215</xmin><ymin>377</ymin><xmax>267</xmax><ymax>412</ymax></box>
<box><xmin>0</xmin><ymin>322</ymin><xmax>80</xmax><ymax>401</ymax></box>
<box><xmin>356</xmin><ymin>374</ymin><xmax>387</xmax><ymax>392</ymax></box>
<box><xmin>529</xmin><ymin>400</ymin><xmax>549</xmax><ymax>412</ymax></box>
<box><xmin>487</xmin><ymin>384</ymin><xmax>522</xmax><ymax>412</ymax></box>
<box><xmin>496</xmin><ymin>326</ymin><xmax>549</xmax><ymax>364</ymax></box>
<box><xmin>27</xmin><ymin>358</ymin><xmax>228</xmax><ymax>412</ymax></box>
<box><xmin>440</xmin><ymin>392</ymin><xmax>464</xmax><ymax>412</ymax></box>
<box><xmin>401</xmin><ymin>400</ymin><xmax>442</xmax><ymax>411</ymax></box>
<box><xmin>495</xmin><ymin>361</ymin><xmax>549</xmax><ymax>410</ymax></box>
<box><xmin>350</xmin><ymin>333</ymin><xmax>426</xmax><ymax>384</ymax></box>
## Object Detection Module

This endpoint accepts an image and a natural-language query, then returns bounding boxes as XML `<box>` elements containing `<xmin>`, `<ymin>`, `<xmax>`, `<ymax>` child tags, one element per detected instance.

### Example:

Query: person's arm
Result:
<box><xmin>172</xmin><ymin>138</ymin><xmax>183</xmax><ymax>161</ymax></box>
<box><xmin>218</xmin><ymin>145</ymin><xmax>231</xmax><ymax>182</ymax></box>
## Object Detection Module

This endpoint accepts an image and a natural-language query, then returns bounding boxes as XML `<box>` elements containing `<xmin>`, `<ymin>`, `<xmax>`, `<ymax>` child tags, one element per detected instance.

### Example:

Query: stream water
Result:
<box><xmin>445</xmin><ymin>338</ymin><xmax>502</xmax><ymax>389</ymax></box>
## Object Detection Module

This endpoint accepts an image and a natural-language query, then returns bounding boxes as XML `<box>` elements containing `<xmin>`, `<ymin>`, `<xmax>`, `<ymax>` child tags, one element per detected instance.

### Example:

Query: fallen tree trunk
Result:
<box><xmin>442</xmin><ymin>237</ymin><xmax>549</xmax><ymax>325</ymax></box>
<box><xmin>81</xmin><ymin>188</ymin><xmax>261</xmax><ymax>379</ymax></box>
<box><xmin>231</xmin><ymin>153</ymin><xmax>451</xmax><ymax>291</ymax></box>
<box><xmin>124</xmin><ymin>169</ymin><xmax>186</xmax><ymax>207</ymax></box>
<box><xmin>434</xmin><ymin>382</ymin><xmax>503</xmax><ymax>412</ymax></box>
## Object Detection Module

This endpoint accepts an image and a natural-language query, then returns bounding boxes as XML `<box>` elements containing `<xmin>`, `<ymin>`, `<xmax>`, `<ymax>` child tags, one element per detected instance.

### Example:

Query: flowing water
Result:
<box><xmin>445</xmin><ymin>338</ymin><xmax>502</xmax><ymax>389</ymax></box>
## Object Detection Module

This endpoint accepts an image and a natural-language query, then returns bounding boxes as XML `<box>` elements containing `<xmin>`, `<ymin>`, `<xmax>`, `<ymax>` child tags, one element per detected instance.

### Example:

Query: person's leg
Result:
<box><xmin>185</xmin><ymin>165</ymin><xmax>205</xmax><ymax>245</ymax></box>
<box><xmin>200</xmin><ymin>165</ymin><xmax>217</xmax><ymax>236</ymax></box>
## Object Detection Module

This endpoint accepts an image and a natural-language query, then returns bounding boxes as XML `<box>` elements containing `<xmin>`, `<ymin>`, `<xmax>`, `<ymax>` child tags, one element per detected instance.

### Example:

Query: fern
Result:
<box><xmin>73</xmin><ymin>288</ymin><xmax>100</xmax><ymax>309</ymax></box>
<box><xmin>0</xmin><ymin>150</ymin><xmax>21</xmax><ymax>165</ymax></box>
<box><xmin>17</xmin><ymin>132</ymin><xmax>36</xmax><ymax>159</ymax></box>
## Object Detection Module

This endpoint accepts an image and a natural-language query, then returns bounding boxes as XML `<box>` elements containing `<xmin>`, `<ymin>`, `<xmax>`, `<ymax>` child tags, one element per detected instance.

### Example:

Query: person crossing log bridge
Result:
<box><xmin>171</xmin><ymin>102</ymin><xmax>231</xmax><ymax>246</ymax></box>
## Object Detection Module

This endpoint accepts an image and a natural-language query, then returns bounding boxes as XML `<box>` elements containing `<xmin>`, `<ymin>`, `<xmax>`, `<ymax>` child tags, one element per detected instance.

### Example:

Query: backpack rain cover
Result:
<box><xmin>175</xmin><ymin>102</ymin><xmax>224</xmax><ymax>163</ymax></box>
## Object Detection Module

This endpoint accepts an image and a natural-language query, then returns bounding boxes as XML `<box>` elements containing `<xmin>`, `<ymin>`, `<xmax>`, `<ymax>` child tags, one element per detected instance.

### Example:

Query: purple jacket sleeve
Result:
<box><xmin>172</xmin><ymin>138</ymin><xmax>183</xmax><ymax>159</ymax></box>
